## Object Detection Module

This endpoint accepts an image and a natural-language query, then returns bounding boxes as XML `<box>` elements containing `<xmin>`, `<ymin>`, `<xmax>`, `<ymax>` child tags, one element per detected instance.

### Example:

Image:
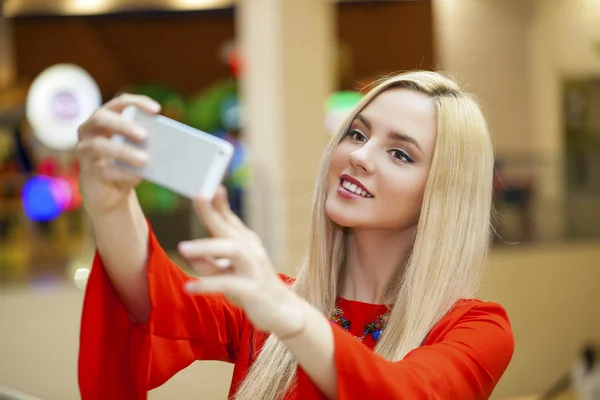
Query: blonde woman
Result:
<box><xmin>77</xmin><ymin>71</ymin><xmax>514</xmax><ymax>399</ymax></box>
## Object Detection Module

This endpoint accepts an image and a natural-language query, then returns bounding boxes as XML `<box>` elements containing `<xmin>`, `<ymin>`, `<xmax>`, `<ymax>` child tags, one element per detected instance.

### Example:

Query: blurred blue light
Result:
<box><xmin>22</xmin><ymin>176</ymin><xmax>62</xmax><ymax>222</ymax></box>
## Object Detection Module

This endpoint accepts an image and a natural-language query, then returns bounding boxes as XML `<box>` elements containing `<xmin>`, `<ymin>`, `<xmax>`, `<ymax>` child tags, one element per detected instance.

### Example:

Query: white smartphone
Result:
<box><xmin>113</xmin><ymin>105</ymin><xmax>234</xmax><ymax>200</ymax></box>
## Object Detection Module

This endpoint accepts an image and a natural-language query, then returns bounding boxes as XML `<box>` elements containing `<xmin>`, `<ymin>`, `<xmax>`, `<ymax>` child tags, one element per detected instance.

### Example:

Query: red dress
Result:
<box><xmin>78</xmin><ymin>226</ymin><xmax>514</xmax><ymax>399</ymax></box>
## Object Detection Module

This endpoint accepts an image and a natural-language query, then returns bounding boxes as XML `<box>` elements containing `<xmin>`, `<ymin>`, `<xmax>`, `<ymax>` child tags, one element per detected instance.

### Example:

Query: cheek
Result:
<box><xmin>329</xmin><ymin>146</ymin><xmax>346</xmax><ymax>169</ymax></box>
<box><xmin>327</xmin><ymin>148</ymin><xmax>346</xmax><ymax>181</ymax></box>
<box><xmin>380</xmin><ymin>170</ymin><xmax>428</xmax><ymax>217</ymax></box>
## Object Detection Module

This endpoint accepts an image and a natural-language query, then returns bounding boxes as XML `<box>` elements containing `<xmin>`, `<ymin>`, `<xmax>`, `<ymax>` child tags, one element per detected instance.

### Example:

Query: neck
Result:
<box><xmin>339</xmin><ymin>226</ymin><xmax>415</xmax><ymax>304</ymax></box>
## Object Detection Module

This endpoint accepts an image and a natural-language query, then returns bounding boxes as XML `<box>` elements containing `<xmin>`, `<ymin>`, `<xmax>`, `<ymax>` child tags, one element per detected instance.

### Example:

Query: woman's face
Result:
<box><xmin>325</xmin><ymin>88</ymin><xmax>438</xmax><ymax>232</ymax></box>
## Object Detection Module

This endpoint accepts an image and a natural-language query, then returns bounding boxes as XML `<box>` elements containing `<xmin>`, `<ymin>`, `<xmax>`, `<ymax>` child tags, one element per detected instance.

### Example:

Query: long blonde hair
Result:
<box><xmin>235</xmin><ymin>70</ymin><xmax>494</xmax><ymax>400</ymax></box>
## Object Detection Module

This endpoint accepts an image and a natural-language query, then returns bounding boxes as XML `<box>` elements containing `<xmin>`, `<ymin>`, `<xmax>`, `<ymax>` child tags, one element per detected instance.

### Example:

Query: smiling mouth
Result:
<box><xmin>340</xmin><ymin>178</ymin><xmax>373</xmax><ymax>198</ymax></box>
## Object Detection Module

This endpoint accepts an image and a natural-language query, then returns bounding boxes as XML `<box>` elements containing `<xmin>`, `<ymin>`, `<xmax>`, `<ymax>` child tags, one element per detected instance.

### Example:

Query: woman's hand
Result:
<box><xmin>179</xmin><ymin>187</ymin><xmax>306</xmax><ymax>338</ymax></box>
<box><xmin>76</xmin><ymin>94</ymin><xmax>161</xmax><ymax>217</ymax></box>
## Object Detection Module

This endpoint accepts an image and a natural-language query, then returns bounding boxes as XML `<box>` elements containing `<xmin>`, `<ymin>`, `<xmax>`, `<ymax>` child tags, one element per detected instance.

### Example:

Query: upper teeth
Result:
<box><xmin>342</xmin><ymin>179</ymin><xmax>372</xmax><ymax>198</ymax></box>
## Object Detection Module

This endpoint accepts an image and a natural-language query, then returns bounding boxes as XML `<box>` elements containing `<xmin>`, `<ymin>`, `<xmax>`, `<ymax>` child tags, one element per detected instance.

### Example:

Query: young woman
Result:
<box><xmin>77</xmin><ymin>71</ymin><xmax>514</xmax><ymax>399</ymax></box>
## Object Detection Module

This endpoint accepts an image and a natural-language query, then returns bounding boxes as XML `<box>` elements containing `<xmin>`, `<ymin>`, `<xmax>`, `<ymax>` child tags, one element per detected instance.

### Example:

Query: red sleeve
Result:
<box><xmin>78</xmin><ymin>225</ymin><xmax>245</xmax><ymax>400</ymax></box>
<box><xmin>297</xmin><ymin>302</ymin><xmax>514</xmax><ymax>400</ymax></box>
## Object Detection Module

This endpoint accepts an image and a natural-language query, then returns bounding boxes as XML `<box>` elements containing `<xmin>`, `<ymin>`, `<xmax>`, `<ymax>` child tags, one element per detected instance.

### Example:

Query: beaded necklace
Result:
<box><xmin>330</xmin><ymin>304</ymin><xmax>390</xmax><ymax>342</ymax></box>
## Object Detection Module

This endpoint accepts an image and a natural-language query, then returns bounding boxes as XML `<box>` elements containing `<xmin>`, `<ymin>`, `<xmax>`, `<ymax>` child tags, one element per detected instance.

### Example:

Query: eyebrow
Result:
<box><xmin>356</xmin><ymin>114</ymin><xmax>423</xmax><ymax>154</ymax></box>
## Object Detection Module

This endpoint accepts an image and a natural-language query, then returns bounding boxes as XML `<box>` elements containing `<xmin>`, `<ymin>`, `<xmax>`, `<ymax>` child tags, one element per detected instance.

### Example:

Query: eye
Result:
<box><xmin>345</xmin><ymin>129</ymin><xmax>367</xmax><ymax>143</ymax></box>
<box><xmin>389</xmin><ymin>149</ymin><xmax>414</xmax><ymax>164</ymax></box>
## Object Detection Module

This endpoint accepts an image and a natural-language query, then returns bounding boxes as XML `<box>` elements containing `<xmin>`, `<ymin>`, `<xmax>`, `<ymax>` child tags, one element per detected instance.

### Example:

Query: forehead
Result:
<box><xmin>361</xmin><ymin>87</ymin><xmax>437</xmax><ymax>123</ymax></box>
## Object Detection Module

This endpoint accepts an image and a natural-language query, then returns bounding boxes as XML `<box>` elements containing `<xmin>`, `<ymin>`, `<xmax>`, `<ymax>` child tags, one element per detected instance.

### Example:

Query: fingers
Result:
<box><xmin>104</xmin><ymin>93</ymin><xmax>161</xmax><ymax>115</ymax></box>
<box><xmin>79</xmin><ymin>108</ymin><xmax>147</xmax><ymax>143</ymax></box>
<box><xmin>76</xmin><ymin>136</ymin><xmax>148</xmax><ymax>169</ymax></box>
<box><xmin>100</xmin><ymin>163</ymin><xmax>143</xmax><ymax>187</ymax></box>
<box><xmin>184</xmin><ymin>275</ymin><xmax>257</xmax><ymax>302</ymax></box>
<box><xmin>179</xmin><ymin>238</ymin><xmax>240</xmax><ymax>263</ymax></box>
<box><xmin>214</xmin><ymin>186</ymin><xmax>230</xmax><ymax>215</ymax></box>
<box><xmin>193</xmin><ymin>186</ymin><xmax>246</xmax><ymax>237</ymax></box>
<box><xmin>186</xmin><ymin>256</ymin><xmax>232</xmax><ymax>277</ymax></box>
<box><xmin>193</xmin><ymin>195</ymin><xmax>234</xmax><ymax>237</ymax></box>
<box><xmin>178</xmin><ymin>237</ymin><xmax>256</xmax><ymax>276</ymax></box>
<box><xmin>78</xmin><ymin>93</ymin><xmax>160</xmax><ymax>146</ymax></box>
<box><xmin>214</xmin><ymin>186</ymin><xmax>245</xmax><ymax>229</ymax></box>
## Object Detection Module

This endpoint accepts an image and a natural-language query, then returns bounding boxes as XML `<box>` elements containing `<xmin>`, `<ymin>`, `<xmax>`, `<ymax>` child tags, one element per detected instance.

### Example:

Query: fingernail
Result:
<box><xmin>149</xmin><ymin>102</ymin><xmax>161</xmax><ymax>112</ymax></box>
<box><xmin>133</xmin><ymin>126</ymin><xmax>147</xmax><ymax>139</ymax></box>
<box><xmin>134</xmin><ymin>151</ymin><xmax>148</xmax><ymax>163</ymax></box>
<box><xmin>178</xmin><ymin>241</ymin><xmax>193</xmax><ymax>253</ymax></box>
<box><xmin>193</xmin><ymin>196</ymin><xmax>209</xmax><ymax>206</ymax></box>
<box><xmin>214</xmin><ymin>258</ymin><xmax>232</xmax><ymax>269</ymax></box>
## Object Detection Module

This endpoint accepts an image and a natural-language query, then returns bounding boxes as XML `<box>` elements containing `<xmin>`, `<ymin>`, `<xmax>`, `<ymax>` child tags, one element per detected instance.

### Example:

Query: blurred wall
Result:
<box><xmin>12</xmin><ymin>11</ymin><xmax>237</xmax><ymax>98</ymax></box>
<box><xmin>433</xmin><ymin>0</ymin><xmax>536</xmax><ymax>154</ymax></box>
<box><xmin>480</xmin><ymin>241</ymin><xmax>600</xmax><ymax>398</ymax></box>
<box><xmin>433</xmin><ymin>0</ymin><xmax>600</xmax><ymax>242</ymax></box>
<box><xmin>435</xmin><ymin>0</ymin><xmax>600</xmax><ymax>397</ymax></box>
<box><xmin>0</xmin><ymin>15</ymin><xmax>15</xmax><ymax>88</ymax></box>
<box><xmin>545</xmin><ymin>0</ymin><xmax>600</xmax><ymax>76</ymax></box>
<box><xmin>336</xmin><ymin>0</ymin><xmax>435</xmax><ymax>89</ymax></box>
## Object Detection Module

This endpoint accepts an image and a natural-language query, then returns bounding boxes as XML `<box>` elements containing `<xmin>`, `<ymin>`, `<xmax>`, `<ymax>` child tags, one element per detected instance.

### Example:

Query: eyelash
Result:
<box><xmin>344</xmin><ymin>129</ymin><xmax>415</xmax><ymax>164</ymax></box>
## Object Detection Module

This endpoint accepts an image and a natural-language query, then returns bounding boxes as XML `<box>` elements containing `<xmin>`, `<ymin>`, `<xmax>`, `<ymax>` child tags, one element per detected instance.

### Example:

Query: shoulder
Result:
<box><xmin>428</xmin><ymin>299</ymin><xmax>513</xmax><ymax>341</ymax></box>
<box><xmin>438</xmin><ymin>298</ymin><xmax>510</xmax><ymax>325</ymax></box>
<box><xmin>424</xmin><ymin>299</ymin><xmax>514</xmax><ymax>373</ymax></box>
<box><xmin>451</xmin><ymin>299</ymin><xmax>511</xmax><ymax>327</ymax></box>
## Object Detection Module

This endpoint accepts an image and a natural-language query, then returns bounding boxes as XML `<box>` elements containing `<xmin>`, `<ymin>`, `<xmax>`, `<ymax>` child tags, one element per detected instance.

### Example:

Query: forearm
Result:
<box><xmin>280</xmin><ymin>299</ymin><xmax>337</xmax><ymax>399</ymax></box>
<box><xmin>89</xmin><ymin>191</ymin><xmax>151</xmax><ymax>323</ymax></box>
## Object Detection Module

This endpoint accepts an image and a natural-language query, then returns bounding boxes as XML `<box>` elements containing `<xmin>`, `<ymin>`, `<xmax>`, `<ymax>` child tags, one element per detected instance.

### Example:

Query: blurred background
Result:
<box><xmin>0</xmin><ymin>0</ymin><xmax>599</xmax><ymax>399</ymax></box>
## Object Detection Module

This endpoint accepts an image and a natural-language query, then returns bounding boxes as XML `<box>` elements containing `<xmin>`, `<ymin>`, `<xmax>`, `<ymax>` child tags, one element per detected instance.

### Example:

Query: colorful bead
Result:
<box><xmin>372</xmin><ymin>329</ymin><xmax>382</xmax><ymax>341</ymax></box>
<box><xmin>330</xmin><ymin>304</ymin><xmax>390</xmax><ymax>342</ymax></box>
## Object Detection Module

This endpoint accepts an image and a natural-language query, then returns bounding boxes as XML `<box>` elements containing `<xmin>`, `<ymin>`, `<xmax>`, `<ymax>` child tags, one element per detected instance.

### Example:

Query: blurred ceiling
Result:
<box><xmin>2</xmin><ymin>0</ymin><xmax>403</xmax><ymax>17</ymax></box>
<box><xmin>2</xmin><ymin>0</ymin><xmax>236</xmax><ymax>17</ymax></box>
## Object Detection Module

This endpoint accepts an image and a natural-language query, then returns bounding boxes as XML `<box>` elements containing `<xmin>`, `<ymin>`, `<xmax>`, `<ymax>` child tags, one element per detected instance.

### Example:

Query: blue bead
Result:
<box><xmin>372</xmin><ymin>330</ymin><xmax>382</xmax><ymax>341</ymax></box>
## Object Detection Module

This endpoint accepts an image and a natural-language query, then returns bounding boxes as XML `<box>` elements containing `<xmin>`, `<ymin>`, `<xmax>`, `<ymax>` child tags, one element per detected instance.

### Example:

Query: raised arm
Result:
<box><xmin>77</xmin><ymin>96</ymin><xmax>246</xmax><ymax>399</ymax></box>
<box><xmin>76</xmin><ymin>94</ymin><xmax>159</xmax><ymax>322</ymax></box>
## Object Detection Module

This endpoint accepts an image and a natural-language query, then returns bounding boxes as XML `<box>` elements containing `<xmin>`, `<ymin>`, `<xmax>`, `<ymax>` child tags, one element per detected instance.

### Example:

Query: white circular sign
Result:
<box><xmin>26</xmin><ymin>64</ymin><xmax>101</xmax><ymax>150</ymax></box>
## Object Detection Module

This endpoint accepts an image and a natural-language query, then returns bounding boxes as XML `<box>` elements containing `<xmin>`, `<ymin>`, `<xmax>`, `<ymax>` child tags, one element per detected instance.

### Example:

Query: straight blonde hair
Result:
<box><xmin>234</xmin><ymin>70</ymin><xmax>495</xmax><ymax>400</ymax></box>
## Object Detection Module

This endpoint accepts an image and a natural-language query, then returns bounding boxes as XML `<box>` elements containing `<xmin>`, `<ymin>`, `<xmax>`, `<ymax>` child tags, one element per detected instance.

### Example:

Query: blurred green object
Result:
<box><xmin>230</xmin><ymin>164</ymin><xmax>250</xmax><ymax>189</ymax></box>
<box><xmin>325</xmin><ymin>91</ymin><xmax>362</xmax><ymax>133</ymax></box>
<box><xmin>130</xmin><ymin>84</ymin><xmax>179</xmax><ymax>104</ymax></box>
<box><xmin>136</xmin><ymin>180</ymin><xmax>179</xmax><ymax>213</ymax></box>
<box><xmin>154</xmin><ymin>185</ymin><xmax>179</xmax><ymax>211</ymax></box>
<box><xmin>162</xmin><ymin>93</ymin><xmax>187</xmax><ymax>120</ymax></box>
<box><xmin>129</xmin><ymin>85</ymin><xmax>187</xmax><ymax>121</ymax></box>
<box><xmin>185</xmin><ymin>79</ymin><xmax>237</xmax><ymax>132</ymax></box>
<box><xmin>127</xmin><ymin>80</ymin><xmax>239</xmax><ymax>133</ymax></box>
<box><xmin>326</xmin><ymin>91</ymin><xmax>362</xmax><ymax>111</ymax></box>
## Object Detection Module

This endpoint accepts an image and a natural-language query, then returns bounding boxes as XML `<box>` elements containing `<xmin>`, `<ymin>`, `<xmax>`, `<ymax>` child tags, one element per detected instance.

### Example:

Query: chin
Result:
<box><xmin>325</xmin><ymin>197</ymin><xmax>361</xmax><ymax>228</ymax></box>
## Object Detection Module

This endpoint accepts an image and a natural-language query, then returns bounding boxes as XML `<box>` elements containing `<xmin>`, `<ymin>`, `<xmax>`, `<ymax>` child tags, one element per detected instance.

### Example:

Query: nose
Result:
<box><xmin>349</xmin><ymin>145</ymin><xmax>375</xmax><ymax>175</ymax></box>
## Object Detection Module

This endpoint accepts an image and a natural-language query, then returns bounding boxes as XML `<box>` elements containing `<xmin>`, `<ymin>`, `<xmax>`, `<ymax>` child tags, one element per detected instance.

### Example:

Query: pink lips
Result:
<box><xmin>337</xmin><ymin>174</ymin><xmax>373</xmax><ymax>200</ymax></box>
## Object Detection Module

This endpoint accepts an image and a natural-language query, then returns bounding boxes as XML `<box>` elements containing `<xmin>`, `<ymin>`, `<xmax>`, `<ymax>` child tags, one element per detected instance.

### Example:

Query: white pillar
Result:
<box><xmin>237</xmin><ymin>0</ymin><xmax>334</xmax><ymax>272</ymax></box>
